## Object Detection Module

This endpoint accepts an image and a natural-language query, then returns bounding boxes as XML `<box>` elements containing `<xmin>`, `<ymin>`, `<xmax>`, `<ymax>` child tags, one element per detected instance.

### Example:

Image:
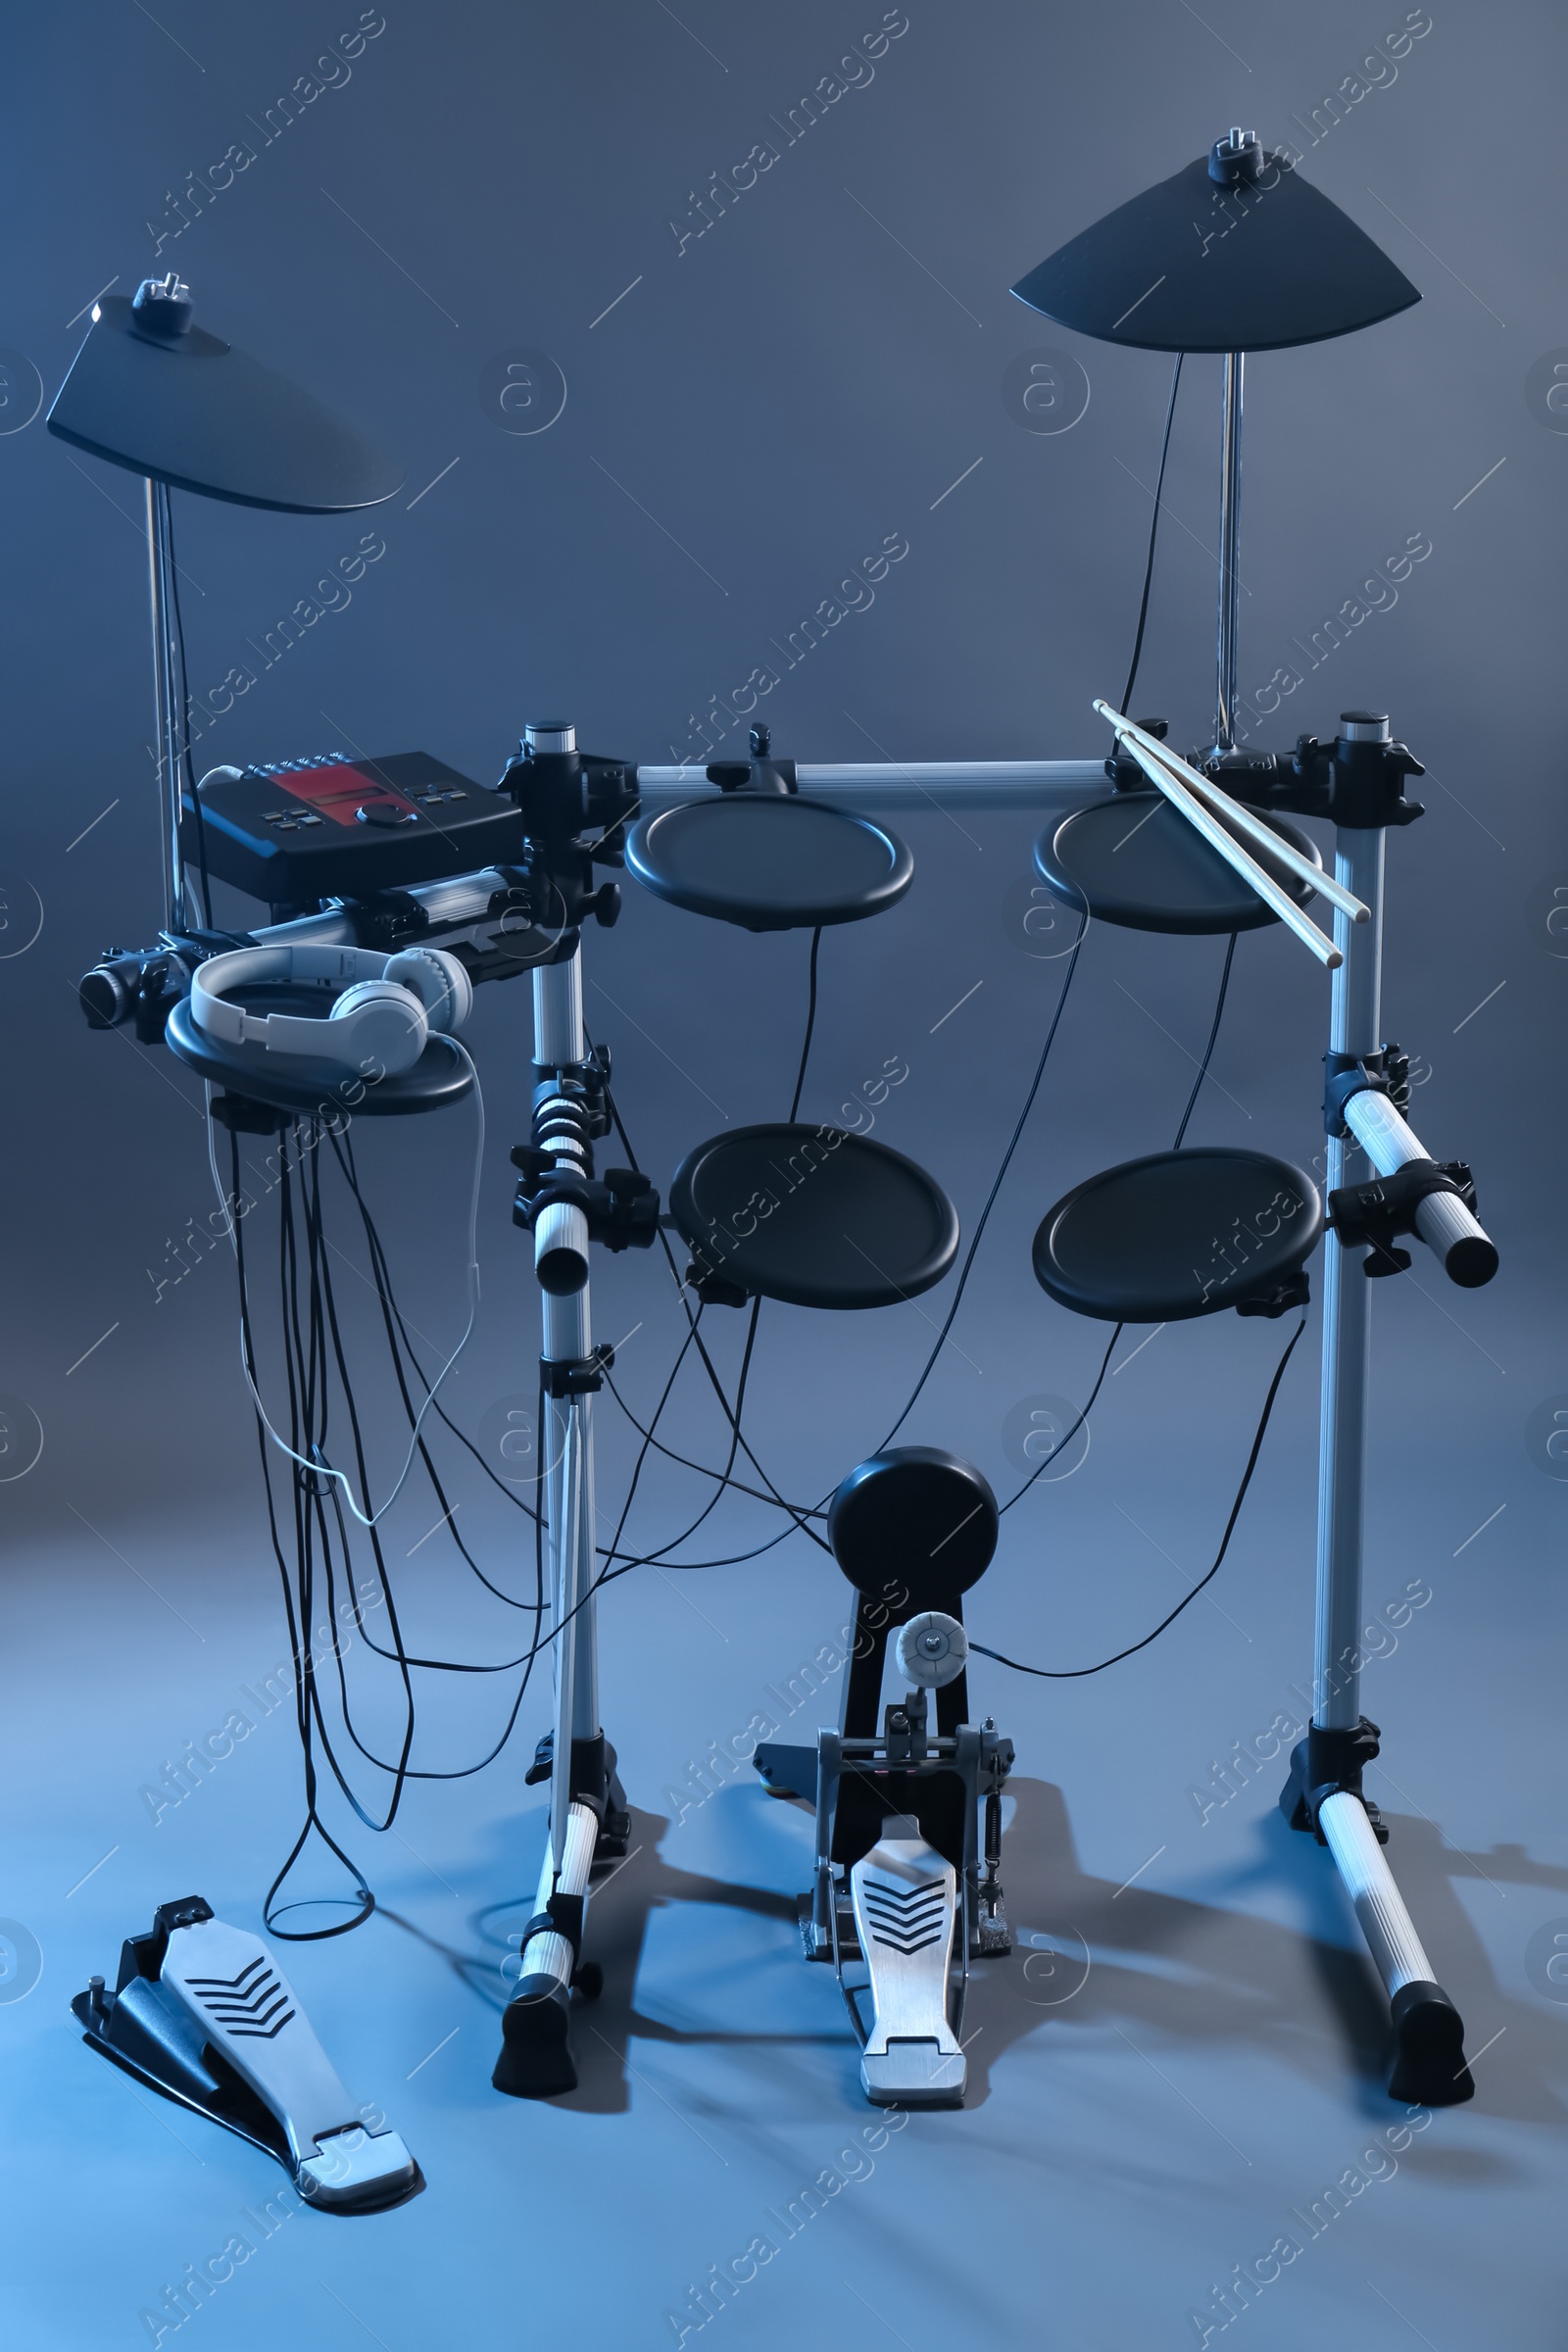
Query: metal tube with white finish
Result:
<box><xmin>547</xmin><ymin>1401</ymin><xmax>587</xmax><ymax>1873</ymax></box>
<box><xmin>1317</xmin><ymin>1791</ymin><xmax>1435</xmax><ymax>1997</ymax></box>
<box><xmin>513</xmin><ymin>1800</ymin><xmax>599</xmax><ymax>2001</ymax></box>
<box><xmin>510</xmin><ymin>928</ymin><xmax>604</xmax><ymax>2024</ymax></box>
<box><xmin>1344</xmin><ymin>1088</ymin><xmax>1498</xmax><ymax>1286</ymax></box>
<box><xmin>631</xmin><ymin>759</ymin><xmax>1105</xmax><ymax>811</ymax></box>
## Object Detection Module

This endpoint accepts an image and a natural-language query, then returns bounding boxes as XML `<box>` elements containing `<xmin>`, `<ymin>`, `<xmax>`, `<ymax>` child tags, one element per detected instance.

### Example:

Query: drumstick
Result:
<box><xmin>1094</xmin><ymin>706</ymin><xmax>1369</xmax><ymax>925</ymax></box>
<box><xmin>1090</xmin><ymin>703</ymin><xmax>1341</xmax><ymax>969</ymax></box>
<box><xmin>1109</xmin><ymin>726</ymin><xmax>1341</xmax><ymax>969</ymax></box>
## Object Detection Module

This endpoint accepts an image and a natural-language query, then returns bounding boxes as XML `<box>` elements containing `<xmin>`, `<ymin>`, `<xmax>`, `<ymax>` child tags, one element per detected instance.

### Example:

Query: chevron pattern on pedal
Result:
<box><xmin>184</xmin><ymin>1956</ymin><xmax>296</xmax><ymax>2039</ymax></box>
<box><xmin>859</xmin><ymin>1873</ymin><xmax>948</xmax><ymax>1954</ymax></box>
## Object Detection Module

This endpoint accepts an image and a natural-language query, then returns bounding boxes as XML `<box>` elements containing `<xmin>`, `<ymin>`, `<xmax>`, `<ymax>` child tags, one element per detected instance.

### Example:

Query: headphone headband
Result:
<box><xmin>191</xmin><ymin>946</ymin><xmax>398</xmax><ymax>1054</ymax></box>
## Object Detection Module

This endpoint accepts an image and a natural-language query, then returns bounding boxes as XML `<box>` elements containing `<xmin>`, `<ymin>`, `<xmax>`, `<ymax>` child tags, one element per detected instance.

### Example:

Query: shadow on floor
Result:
<box><xmin>374</xmin><ymin>1778</ymin><xmax>1568</xmax><ymax>2127</ymax></box>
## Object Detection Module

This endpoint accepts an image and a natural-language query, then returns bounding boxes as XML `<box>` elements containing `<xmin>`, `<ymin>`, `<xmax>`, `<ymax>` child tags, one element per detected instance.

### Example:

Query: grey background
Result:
<box><xmin>2</xmin><ymin>3</ymin><xmax>1565</xmax><ymax>2346</ymax></box>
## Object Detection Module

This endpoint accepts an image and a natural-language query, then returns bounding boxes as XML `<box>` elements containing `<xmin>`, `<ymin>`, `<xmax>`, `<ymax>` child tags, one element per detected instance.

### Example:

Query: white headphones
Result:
<box><xmin>191</xmin><ymin>943</ymin><xmax>473</xmax><ymax>1078</ymax></box>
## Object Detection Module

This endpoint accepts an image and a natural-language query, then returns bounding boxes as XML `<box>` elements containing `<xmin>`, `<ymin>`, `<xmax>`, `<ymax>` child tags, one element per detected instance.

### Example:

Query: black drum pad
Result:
<box><xmin>626</xmin><ymin>795</ymin><xmax>913</xmax><ymax>931</ymax></box>
<box><xmin>1033</xmin><ymin>1148</ymin><xmax>1323</xmax><ymax>1323</ymax></box>
<box><xmin>1034</xmin><ymin>793</ymin><xmax>1321</xmax><ymax>935</ymax></box>
<box><xmin>670</xmin><ymin>1123</ymin><xmax>958</xmax><ymax>1308</ymax></box>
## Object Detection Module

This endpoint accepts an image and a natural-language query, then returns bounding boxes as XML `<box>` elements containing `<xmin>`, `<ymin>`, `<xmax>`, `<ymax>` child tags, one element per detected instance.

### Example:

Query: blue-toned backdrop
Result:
<box><xmin>1</xmin><ymin>6</ymin><xmax>1563</xmax><ymax>2348</ymax></box>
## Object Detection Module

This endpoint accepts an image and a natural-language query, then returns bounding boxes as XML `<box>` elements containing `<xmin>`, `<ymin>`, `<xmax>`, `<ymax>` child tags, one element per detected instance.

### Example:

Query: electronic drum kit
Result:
<box><xmin>50</xmin><ymin>125</ymin><xmax>1499</xmax><ymax>2205</ymax></box>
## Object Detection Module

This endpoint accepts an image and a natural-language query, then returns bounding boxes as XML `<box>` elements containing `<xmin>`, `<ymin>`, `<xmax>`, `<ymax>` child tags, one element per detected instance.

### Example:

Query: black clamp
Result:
<box><xmin>493</xmin><ymin>740</ymin><xmax>636</xmax><ymax>947</ymax></box>
<box><xmin>979</xmin><ymin>1725</ymin><xmax>1015</xmax><ymax>1794</ymax></box>
<box><xmin>884</xmin><ymin>1693</ymin><xmax>931</xmax><ymax>1766</ymax></box>
<box><xmin>1205</xmin><ymin>718</ymin><xmax>1425</xmax><ymax>831</ymax></box>
<box><xmin>1289</xmin><ymin>727</ymin><xmax>1424</xmax><ymax>829</ymax></box>
<box><xmin>708</xmin><ymin>722</ymin><xmax>797</xmax><ymax>796</ymax></box>
<box><xmin>540</xmin><ymin>1345</ymin><xmax>615</xmax><ymax>1400</ymax></box>
<box><xmin>522</xmin><ymin>1730</ymin><xmax>611</xmax><ymax>1814</ymax></box>
<box><xmin>1324</xmin><ymin>1045</ymin><xmax>1409</xmax><ymax>1139</ymax></box>
<box><xmin>1208</xmin><ymin>127</ymin><xmax>1268</xmax><ymax>186</ymax></box>
<box><xmin>683</xmin><ymin>1259</ymin><xmax>750</xmax><ymax>1309</ymax></box>
<box><xmin>1329</xmin><ymin>1159</ymin><xmax>1477</xmax><ymax>1278</ymax></box>
<box><xmin>1282</xmin><ymin>1716</ymin><xmax>1389</xmax><ymax>1845</ymax></box>
<box><xmin>340</xmin><ymin>890</ymin><xmax>429</xmax><ymax>953</ymax></box>
<box><xmin>135</xmin><ymin>953</ymin><xmax>194</xmax><ymax>1043</ymax></box>
<box><xmin>505</xmin><ymin>848</ymin><xmax>621</xmax><ymax>939</ymax></box>
<box><xmin>1234</xmin><ymin>1267</ymin><xmax>1311</xmax><ymax>1319</ymax></box>
<box><xmin>511</xmin><ymin>1151</ymin><xmax>661</xmax><ymax>1257</ymax></box>
<box><xmin>518</xmin><ymin>1896</ymin><xmax>584</xmax><ymax>1962</ymax></box>
<box><xmin>209</xmin><ymin>1092</ymin><xmax>289</xmax><ymax>1137</ymax></box>
<box><xmin>527</xmin><ymin>1049</ymin><xmax>612</xmax><ymax>1139</ymax></box>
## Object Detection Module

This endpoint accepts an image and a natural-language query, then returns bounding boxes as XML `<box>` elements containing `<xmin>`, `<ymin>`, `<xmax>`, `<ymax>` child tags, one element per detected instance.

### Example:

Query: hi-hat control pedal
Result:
<box><xmin>74</xmin><ymin>1896</ymin><xmax>423</xmax><ymax>2211</ymax></box>
<box><xmin>191</xmin><ymin>752</ymin><xmax>525</xmax><ymax>906</ymax></box>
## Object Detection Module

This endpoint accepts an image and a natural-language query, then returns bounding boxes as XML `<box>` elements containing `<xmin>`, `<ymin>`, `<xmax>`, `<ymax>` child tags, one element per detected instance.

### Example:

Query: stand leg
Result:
<box><xmin>1284</xmin><ymin>811</ymin><xmax>1473</xmax><ymax>2103</ymax></box>
<box><xmin>1317</xmin><ymin>1792</ymin><xmax>1470</xmax><ymax>2103</ymax></box>
<box><xmin>494</xmin><ymin>948</ymin><xmax>608</xmax><ymax>2099</ymax></box>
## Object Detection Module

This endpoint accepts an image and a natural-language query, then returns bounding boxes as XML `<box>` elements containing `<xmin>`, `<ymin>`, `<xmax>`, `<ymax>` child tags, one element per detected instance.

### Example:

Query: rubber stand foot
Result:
<box><xmin>1389</xmin><ymin>1979</ymin><xmax>1474</xmax><ymax>2106</ymax></box>
<box><xmin>493</xmin><ymin>1976</ymin><xmax>577</xmax><ymax>2099</ymax></box>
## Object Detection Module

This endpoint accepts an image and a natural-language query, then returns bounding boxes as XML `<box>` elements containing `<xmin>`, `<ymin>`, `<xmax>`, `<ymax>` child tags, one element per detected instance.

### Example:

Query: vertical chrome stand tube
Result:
<box><xmin>523</xmin><ymin>946</ymin><xmax>600</xmax><ymax>1979</ymax></box>
<box><xmin>1214</xmin><ymin>351</ymin><xmax>1245</xmax><ymax>753</ymax></box>
<box><xmin>495</xmin><ymin>904</ymin><xmax>615</xmax><ymax>2096</ymax></box>
<box><xmin>1313</xmin><ymin>826</ymin><xmax>1386</xmax><ymax>1728</ymax></box>
<box><xmin>145</xmin><ymin>477</ymin><xmax>184</xmax><ymax>931</ymax></box>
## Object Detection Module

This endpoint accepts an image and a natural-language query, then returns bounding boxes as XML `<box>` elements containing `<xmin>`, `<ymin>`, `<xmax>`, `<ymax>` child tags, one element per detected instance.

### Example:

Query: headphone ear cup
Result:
<box><xmin>328</xmin><ymin>979</ymin><xmax>428</xmax><ymax>1076</ymax></box>
<box><xmin>383</xmin><ymin>948</ymin><xmax>473</xmax><ymax>1036</ymax></box>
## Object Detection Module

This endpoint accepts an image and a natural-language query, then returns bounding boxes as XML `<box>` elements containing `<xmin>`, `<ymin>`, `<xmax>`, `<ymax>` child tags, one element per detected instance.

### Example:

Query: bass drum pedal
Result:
<box><xmin>754</xmin><ymin>1449</ymin><xmax>1015</xmax><ymax>2108</ymax></box>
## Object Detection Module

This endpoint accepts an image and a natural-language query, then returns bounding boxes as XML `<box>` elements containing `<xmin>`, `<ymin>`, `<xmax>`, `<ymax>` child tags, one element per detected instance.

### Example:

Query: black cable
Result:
<box><xmin>327</xmin><ymin>1123</ymin><xmax>821</xmax><ymax>1580</ymax></box>
<box><xmin>759</xmin><ymin>357</ymin><xmax>1175</xmax><ymax>1466</ymax></box>
<box><xmin>586</xmin><ymin>1026</ymin><xmax>832</xmax><ymax>1554</ymax></box>
<box><xmin>629</xmin><ymin>1297</ymin><xmax>763</xmax><ymax>1565</ymax></box>
<box><xmin>601</xmin><ymin>1318</ymin><xmax>702</xmax><ymax>1571</ymax></box>
<box><xmin>327</xmin><ymin>1125</ymin><xmax>550</xmax><ymax>1598</ymax></box>
<box><xmin>275</xmin><ymin>1132</ymin><xmax>784</xmax><ymax>1768</ymax></box>
<box><xmin>997</xmin><ymin>1320</ymin><xmax>1121</xmax><ymax>1515</ymax></box>
<box><xmin>235</xmin><ymin>362</ymin><xmax>1216</xmax><ymax>1878</ymax></box>
<box><xmin>1172</xmin><ymin>932</ymin><xmax>1237</xmax><ymax>1151</ymax></box>
<box><xmin>335</xmin><ymin>1123</ymin><xmax>786</xmax><ymax>1564</ymax></box>
<box><xmin>233</xmin><ymin>1123</ymin><xmax>375</xmax><ymax>1940</ymax></box>
<box><xmin>231</xmin><ymin>973</ymin><xmax>852</xmax><ymax>1896</ymax></box>
<box><xmin>876</xmin><ymin>904</ymin><xmax>1089</xmax><ymax>1448</ymax></box>
<box><xmin>1120</xmin><ymin>352</ymin><xmax>1184</xmax><ymax>718</ymax></box>
<box><xmin>972</xmin><ymin>1313</ymin><xmax>1306</xmax><ymax>1680</ymax></box>
<box><xmin>254</xmin><ymin>1125</ymin><xmax>546</xmax><ymax>1819</ymax></box>
<box><xmin>789</xmin><ymin>926</ymin><xmax>822</xmax><ymax>1122</ymax></box>
<box><xmin>599</xmin><ymin>1367</ymin><xmax>826</xmax><ymax>1518</ymax></box>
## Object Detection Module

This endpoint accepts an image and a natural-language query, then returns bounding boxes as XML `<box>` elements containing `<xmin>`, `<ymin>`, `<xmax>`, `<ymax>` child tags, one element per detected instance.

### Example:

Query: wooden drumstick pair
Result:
<box><xmin>1091</xmin><ymin>702</ymin><xmax>1369</xmax><ymax>968</ymax></box>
